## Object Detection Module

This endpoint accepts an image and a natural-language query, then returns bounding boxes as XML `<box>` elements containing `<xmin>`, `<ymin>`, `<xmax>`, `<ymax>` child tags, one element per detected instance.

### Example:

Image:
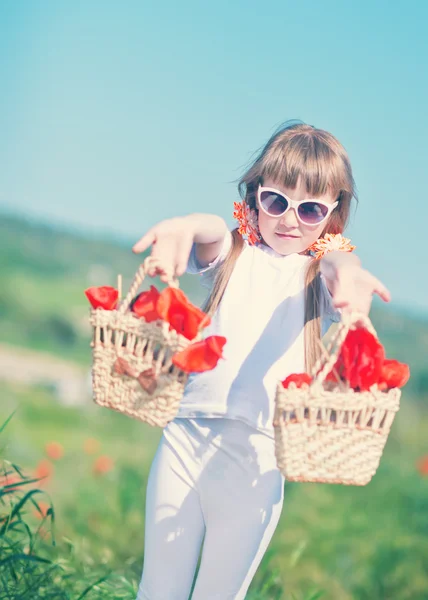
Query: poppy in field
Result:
<box><xmin>93</xmin><ymin>455</ymin><xmax>114</xmax><ymax>476</ymax></box>
<box><xmin>416</xmin><ymin>455</ymin><xmax>428</xmax><ymax>477</ymax></box>
<box><xmin>34</xmin><ymin>459</ymin><xmax>53</xmax><ymax>484</ymax></box>
<box><xmin>0</xmin><ymin>473</ymin><xmax>21</xmax><ymax>491</ymax></box>
<box><xmin>45</xmin><ymin>441</ymin><xmax>64</xmax><ymax>461</ymax></box>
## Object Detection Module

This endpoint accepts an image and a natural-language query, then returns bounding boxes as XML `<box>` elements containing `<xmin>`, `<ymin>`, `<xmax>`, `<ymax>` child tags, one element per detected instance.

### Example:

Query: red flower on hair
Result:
<box><xmin>281</xmin><ymin>373</ymin><xmax>312</xmax><ymax>389</ymax></box>
<box><xmin>328</xmin><ymin>327</ymin><xmax>385</xmax><ymax>391</ymax></box>
<box><xmin>378</xmin><ymin>359</ymin><xmax>410</xmax><ymax>390</ymax></box>
<box><xmin>157</xmin><ymin>288</ymin><xmax>210</xmax><ymax>340</ymax></box>
<box><xmin>172</xmin><ymin>336</ymin><xmax>226</xmax><ymax>373</ymax></box>
<box><xmin>131</xmin><ymin>286</ymin><xmax>160</xmax><ymax>322</ymax></box>
<box><xmin>85</xmin><ymin>286</ymin><xmax>118</xmax><ymax>310</ymax></box>
<box><xmin>233</xmin><ymin>200</ymin><xmax>261</xmax><ymax>245</ymax></box>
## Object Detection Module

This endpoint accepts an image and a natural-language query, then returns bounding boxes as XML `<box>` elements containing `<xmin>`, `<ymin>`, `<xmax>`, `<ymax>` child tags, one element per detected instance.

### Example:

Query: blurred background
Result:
<box><xmin>1</xmin><ymin>1</ymin><xmax>427</xmax><ymax>598</ymax></box>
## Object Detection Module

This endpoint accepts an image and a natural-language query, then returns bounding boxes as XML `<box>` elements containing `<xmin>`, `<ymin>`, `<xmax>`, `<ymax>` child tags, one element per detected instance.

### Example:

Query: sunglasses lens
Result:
<box><xmin>298</xmin><ymin>202</ymin><xmax>329</xmax><ymax>224</ymax></box>
<box><xmin>260</xmin><ymin>191</ymin><xmax>288</xmax><ymax>216</ymax></box>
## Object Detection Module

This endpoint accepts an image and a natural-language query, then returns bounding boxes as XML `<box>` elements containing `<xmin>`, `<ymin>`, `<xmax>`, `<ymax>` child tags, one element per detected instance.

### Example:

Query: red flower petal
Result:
<box><xmin>281</xmin><ymin>373</ymin><xmax>312</xmax><ymax>389</ymax></box>
<box><xmin>85</xmin><ymin>286</ymin><xmax>118</xmax><ymax>310</ymax></box>
<box><xmin>131</xmin><ymin>286</ymin><xmax>160</xmax><ymax>322</ymax></box>
<box><xmin>172</xmin><ymin>336</ymin><xmax>226</xmax><ymax>373</ymax></box>
<box><xmin>378</xmin><ymin>359</ymin><xmax>410</xmax><ymax>390</ymax></box>
<box><xmin>328</xmin><ymin>327</ymin><xmax>385</xmax><ymax>391</ymax></box>
<box><xmin>157</xmin><ymin>288</ymin><xmax>210</xmax><ymax>340</ymax></box>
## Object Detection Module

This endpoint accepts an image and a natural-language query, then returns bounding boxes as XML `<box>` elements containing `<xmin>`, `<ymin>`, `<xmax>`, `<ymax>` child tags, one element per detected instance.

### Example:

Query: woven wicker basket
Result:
<box><xmin>273</xmin><ymin>313</ymin><xmax>401</xmax><ymax>486</ymax></box>
<box><xmin>90</xmin><ymin>258</ymin><xmax>201</xmax><ymax>428</ymax></box>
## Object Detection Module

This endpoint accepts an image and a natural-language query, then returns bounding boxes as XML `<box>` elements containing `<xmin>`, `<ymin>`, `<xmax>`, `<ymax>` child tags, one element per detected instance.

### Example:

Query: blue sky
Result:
<box><xmin>1</xmin><ymin>1</ymin><xmax>427</xmax><ymax>313</ymax></box>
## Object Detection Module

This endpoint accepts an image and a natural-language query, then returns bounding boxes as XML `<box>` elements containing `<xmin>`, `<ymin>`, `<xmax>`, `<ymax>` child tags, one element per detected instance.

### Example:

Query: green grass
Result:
<box><xmin>1</xmin><ymin>381</ymin><xmax>428</xmax><ymax>599</ymax></box>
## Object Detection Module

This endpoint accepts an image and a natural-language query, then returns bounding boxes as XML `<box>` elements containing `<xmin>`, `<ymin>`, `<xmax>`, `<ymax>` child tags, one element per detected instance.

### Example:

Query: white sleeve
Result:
<box><xmin>187</xmin><ymin>231</ymin><xmax>233</xmax><ymax>274</ymax></box>
<box><xmin>186</xmin><ymin>231</ymin><xmax>233</xmax><ymax>289</ymax></box>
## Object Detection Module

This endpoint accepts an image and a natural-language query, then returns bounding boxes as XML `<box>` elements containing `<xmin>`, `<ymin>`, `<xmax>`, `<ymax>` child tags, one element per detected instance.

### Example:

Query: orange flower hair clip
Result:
<box><xmin>233</xmin><ymin>200</ymin><xmax>261</xmax><ymax>246</ymax></box>
<box><xmin>308</xmin><ymin>233</ymin><xmax>356</xmax><ymax>260</ymax></box>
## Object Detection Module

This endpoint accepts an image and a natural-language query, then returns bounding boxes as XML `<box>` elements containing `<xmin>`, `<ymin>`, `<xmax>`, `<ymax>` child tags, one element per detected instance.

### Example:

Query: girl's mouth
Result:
<box><xmin>275</xmin><ymin>232</ymin><xmax>300</xmax><ymax>239</ymax></box>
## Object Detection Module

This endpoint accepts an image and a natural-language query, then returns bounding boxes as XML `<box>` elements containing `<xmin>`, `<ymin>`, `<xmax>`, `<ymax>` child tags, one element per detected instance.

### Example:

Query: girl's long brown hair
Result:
<box><xmin>204</xmin><ymin>121</ymin><xmax>357</xmax><ymax>372</ymax></box>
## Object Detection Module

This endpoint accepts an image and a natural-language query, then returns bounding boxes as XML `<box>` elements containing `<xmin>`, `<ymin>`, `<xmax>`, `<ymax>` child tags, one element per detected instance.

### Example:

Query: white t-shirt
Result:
<box><xmin>176</xmin><ymin>232</ymin><xmax>340</xmax><ymax>438</ymax></box>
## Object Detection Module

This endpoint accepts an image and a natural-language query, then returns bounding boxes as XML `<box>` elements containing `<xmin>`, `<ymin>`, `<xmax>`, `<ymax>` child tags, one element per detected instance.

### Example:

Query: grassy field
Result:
<box><xmin>2</xmin><ymin>379</ymin><xmax>428</xmax><ymax>599</ymax></box>
<box><xmin>1</xmin><ymin>212</ymin><xmax>428</xmax><ymax>598</ymax></box>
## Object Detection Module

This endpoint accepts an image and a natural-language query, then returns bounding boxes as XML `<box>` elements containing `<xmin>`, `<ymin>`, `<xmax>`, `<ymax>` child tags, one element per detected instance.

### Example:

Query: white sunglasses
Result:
<box><xmin>257</xmin><ymin>186</ymin><xmax>338</xmax><ymax>226</ymax></box>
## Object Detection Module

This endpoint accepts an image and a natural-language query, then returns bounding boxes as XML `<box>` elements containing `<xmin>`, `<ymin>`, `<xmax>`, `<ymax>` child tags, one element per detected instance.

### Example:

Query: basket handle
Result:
<box><xmin>311</xmin><ymin>311</ymin><xmax>377</xmax><ymax>384</ymax></box>
<box><xmin>117</xmin><ymin>257</ymin><xmax>178</xmax><ymax>315</ymax></box>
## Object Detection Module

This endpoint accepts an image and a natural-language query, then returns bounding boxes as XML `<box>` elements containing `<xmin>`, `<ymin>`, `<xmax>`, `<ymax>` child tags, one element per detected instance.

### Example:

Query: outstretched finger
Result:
<box><xmin>175</xmin><ymin>237</ymin><xmax>194</xmax><ymax>277</ymax></box>
<box><xmin>132</xmin><ymin>230</ymin><xmax>156</xmax><ymax>254</ymax></box>
<box><xmin>371</xmin><ymin>276</ymin><xmax>391</xmax><ymax>303</ymax></box>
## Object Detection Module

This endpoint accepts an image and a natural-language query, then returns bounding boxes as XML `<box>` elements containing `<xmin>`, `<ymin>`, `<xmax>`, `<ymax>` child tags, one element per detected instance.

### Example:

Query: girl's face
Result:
<box><xmin>257</xmin><ymin>177</ymin><xmax>338</xmax><ymax>256</ymax></box>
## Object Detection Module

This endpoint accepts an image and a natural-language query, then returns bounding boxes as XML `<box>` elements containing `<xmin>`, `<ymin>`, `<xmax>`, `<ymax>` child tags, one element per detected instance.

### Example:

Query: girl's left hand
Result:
<box><xmin>320</xmin><ymin>252</ymin><xmax>391</xmax><ymax>316</ymax></box>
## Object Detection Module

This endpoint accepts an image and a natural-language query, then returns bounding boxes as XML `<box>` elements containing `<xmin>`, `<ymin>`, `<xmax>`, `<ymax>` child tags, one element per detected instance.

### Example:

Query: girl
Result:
<box><xmin>132</xmin><ymin>121</ymin><xmax>390</xmax><ymax>599</ymax></box>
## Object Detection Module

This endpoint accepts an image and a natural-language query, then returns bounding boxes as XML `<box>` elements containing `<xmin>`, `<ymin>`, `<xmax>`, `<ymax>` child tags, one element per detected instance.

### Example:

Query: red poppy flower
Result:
<box><xmin>34</xmin><ymin>459</ymin><xmax>53</xmax><ymax>484</ymax></box>
<box><xmin>93</xmin><ymin>455</ymin><xmax>114</xmax><ymax>476</ymax></box>
<box><xmin>378</xmin><ymin>359</ymin><xmax>410</xmax><ymax>390</ymax></box>
<box><xmin>45</xmin><ymin>441</ymin><xmax>64</xmax><ymax>461</ymax></box>
<box><xmin>157</xmin><ymin>288</ymin><xmax>210</xmax><ymax>340</ymax></box>
<box><xmin>85</xmin><ymin>286</ymin><xmax>118</xmax><ymax>310</ymax></box>
<box><xmin>281</xmin><ymin>373</ymin><xmax>312</xmax><ymax>389</ymax></box>
<box><xmin>417</xmin><ymin>456</ymin><xmax>428</xmax><ymax>476</ymax></box>
<box><xmin>329</xmin><ymin>327</ymin><xmax>385</xmax><ymax>391</ymax></box>
<box><xmin>0</xmin><ymin>474</ymin><xmax>21</xmax><ymax>491</ymax></box>
<box><xmin>172</xmin><ymin>336</ymin><xmax>226</xmax><ymax>373</ymax></box>
<box><xmin>131</xmin><ymin>286</ymin><xmax>161</xmax><ymax>322</ymax></box>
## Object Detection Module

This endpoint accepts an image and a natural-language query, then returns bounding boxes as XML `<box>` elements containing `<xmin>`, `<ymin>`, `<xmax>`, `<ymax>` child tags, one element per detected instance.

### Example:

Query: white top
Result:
<box><xmin>176</xmin><ymin>232</ymin><xmax>340</xmax><ymax>438</ymax></box>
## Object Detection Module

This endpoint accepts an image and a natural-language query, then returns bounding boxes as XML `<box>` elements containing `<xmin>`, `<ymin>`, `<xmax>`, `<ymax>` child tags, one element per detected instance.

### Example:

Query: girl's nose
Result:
<box><xmin>279</xmin><ymin>208</ymin><xmax>299</xmax><ymax>228</ymax></box>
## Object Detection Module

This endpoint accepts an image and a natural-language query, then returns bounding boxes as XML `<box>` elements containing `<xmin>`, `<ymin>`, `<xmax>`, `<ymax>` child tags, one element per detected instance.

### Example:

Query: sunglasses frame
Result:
<box><xmin>257</xmin><ymin>186</ymin><xmax>339</xmax><ymax>226</ymax></box>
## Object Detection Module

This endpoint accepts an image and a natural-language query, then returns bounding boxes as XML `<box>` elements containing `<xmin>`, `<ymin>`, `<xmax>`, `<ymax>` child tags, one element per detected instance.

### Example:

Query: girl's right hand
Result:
<box><xmin>132</xmin><ymin>214</ymin><xmax>229</xmax><ymax>283</ymax></box>
<box><xmin>132</xmin><ymin>217</ymin><xmax>195</xmax><ymax>282</ymax></box>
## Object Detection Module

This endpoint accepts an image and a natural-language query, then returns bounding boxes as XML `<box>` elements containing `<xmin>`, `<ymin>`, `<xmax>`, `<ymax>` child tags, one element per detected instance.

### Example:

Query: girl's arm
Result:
<box><xmin>132</xmin><ymin>213</ymin><xmax>228</xmax><ymax>282</ymax></box>
<box><xmin>186</xmin><ymin>213</ymin><xmax>229</xmax><ymax>267</ymax></box>
<box><xmin>320</xmin><ymin>251</ymin><xmax>391</xmax><ymax>316</ymax></box>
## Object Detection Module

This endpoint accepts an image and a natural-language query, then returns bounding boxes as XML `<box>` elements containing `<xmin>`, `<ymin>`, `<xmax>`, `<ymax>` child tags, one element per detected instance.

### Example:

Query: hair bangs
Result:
<box><xmin>259</xmin><ymin>133</ymin><xmax>350</xmax><ymax>200</ymax></box>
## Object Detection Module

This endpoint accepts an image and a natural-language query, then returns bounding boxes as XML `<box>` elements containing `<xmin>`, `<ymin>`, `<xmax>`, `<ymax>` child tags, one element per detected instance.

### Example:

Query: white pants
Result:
<box><xmin>137</xmin><ymin>417</ymin><xmax>285</xmax><ymax>600</ymax></box>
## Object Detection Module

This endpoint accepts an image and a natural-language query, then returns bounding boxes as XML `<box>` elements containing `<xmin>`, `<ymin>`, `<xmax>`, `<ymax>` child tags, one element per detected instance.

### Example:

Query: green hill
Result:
<box><xmin>0</xmin><ymin>212</ymin><xmax>206</xmax><ymax>362</ymax></box>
